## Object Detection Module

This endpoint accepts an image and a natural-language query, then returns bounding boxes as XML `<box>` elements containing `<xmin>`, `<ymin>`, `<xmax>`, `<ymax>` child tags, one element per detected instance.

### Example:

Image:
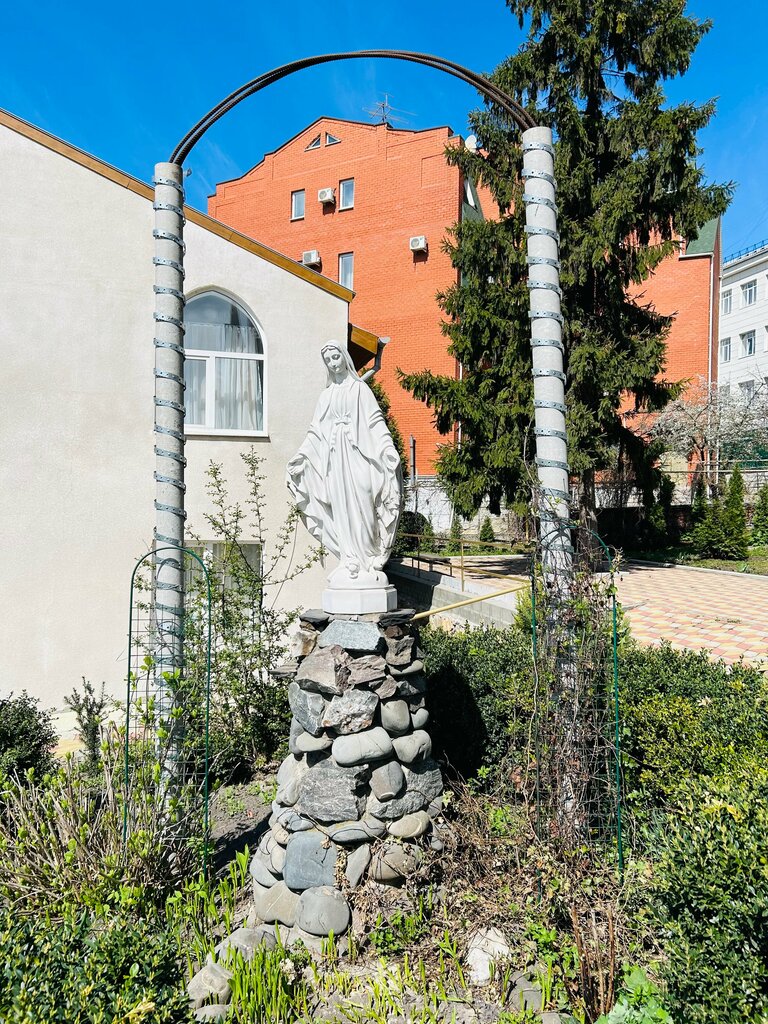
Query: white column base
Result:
<box><xmin>322</xmin><ymin>586</ymin><xmax>398</xmax><ymax>614</ymax></box>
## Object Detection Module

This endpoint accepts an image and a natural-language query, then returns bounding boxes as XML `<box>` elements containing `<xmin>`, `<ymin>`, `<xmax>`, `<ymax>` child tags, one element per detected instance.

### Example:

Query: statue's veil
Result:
<box><xmin>321</xmin><ymin>341</ymin><xmax>359</xmax><ymax>386</ymax></box>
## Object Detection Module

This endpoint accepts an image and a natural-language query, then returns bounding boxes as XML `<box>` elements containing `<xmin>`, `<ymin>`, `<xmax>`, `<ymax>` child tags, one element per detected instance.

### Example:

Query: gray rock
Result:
<box><xmin>291</xmin><ymin>627</ymin><xmax>317</xmax><ymax>659</ymax></box>
<box><xmin>296</xmin><ymin>886</ymin><xmax>351</xmax><ymax>936</ymax></box>
<box><xmin>513</xmin><ymin>985</ymin><xmax>543</xmax><ymax>1012</ymax></box>
<box><xmin>332</xmin><ymin>727</ymin><xmax>394</xmax><ymax>766</ymax></box>
<box><xmin>369</xmin><ymin>842</ymin><xmax>421</xmax><ymax>883</ymax></box>
<box><xmin>322</xmin><ymin>817</ymin><xmax>387</xmax><ymax>843</ymax></box>
<box><xmin>270</xmin><ymin>662</ymin><xmax>298</xmax><ymax>680</ymax></box>
<box><xmin>272</xmin><ymin>802</ymin><xmax>314</xmax><ymax>832</ymax></box>
<box><xmin>389</xmin><ymin>659</ymin><xmax>425</xmax><ymax>678</ymax></box>
<box><xmin>271</xmin><ymin>823</ymin><xmax>290</xmax><ymax>845</ymax></box>
<box><xmin>318</xmin><ymin>619</ymin><xmax>385</xmax><ymax>654</ymax></box>
<box><xmin>299</xmin><ymin>609</ymin><xmax>330</xmax><ymax>629</ymax></box>
<box><xmin>370</xmin><ymin>760</ymin><xmax>406</xmax><ymax>801</ymax></box>
<box><xmin>322</xmin><ymin>689</ymin><xmax>379</xmax><ymax>734</ymax></box>
<box><xmin>378</xmin><ymin>609</ymin><xmax>415</xmax><ymax>626</ymax></box>
<box><xmin>259</xmin><ymin>832</ymin><xmax>286</xmax><ymax>875</ymax></box>
<box><xmin>380</xmin><ymin>699</ymin><xmax>411</xmax><ymax>736</ymax></box>
<box><xmin>252</xmin><ymin>879</ymin><xmax>300</xmax><ymax>926</ymax></box>
<box><xmin>288</xmin><ymin>683</ymin><xmax>328</xmax><ymax>736</ymax></box>
<box><xmin>387</xmin><ymin>810</ymin><xmax>431</xmax><ymax>839</ymax></box>
<box><xmin>386</xmin><ymin>635</ymin><xmax>415</xmax><ymax>667</ymax></box>
<box><xmin>436</xmin><ymin>1002</ymin><xmax>477</xmax><ymax>1024</ymax></box>
<box><xmin>195</xmin><ymin>1005</ymin><xmax>230</xmax><ymax>1022</ymax></box>
<box><xmin>395</xmin><ymin>673</ymin><xmax>428</xmax><ymax>698</ymax></box>
<box><xmin>283</xmin><ymin>830</ymin><xmax>338</xmax><ymax>891</ymax></box>
<box><xmin>367</xmin><ymin>760</ymin><xmax>442</xmax><ymax>820</ymax></box>
<box><xmin>466</xmin><ymin>927</ymin><xmax>512</xmax><ymax>986</ymax></box>
<box><xmin>430</xmin><ymin>837</ymin><xmax>444</xmax><ymax>852</ymax></box>
<box><xmin>294</xmin><ymin>729</ymin><xmax>333</xmax><ymax>753</ymax></box>
<box><xmin>277</xmin><ymin>753</ymin><xmax>306</xmax><ymax>788</ymax></box>
<box><xmin>213</xmin><ymin>926</ymin><xmax>277</xmax><ymax>963</ymax></box>
<box><xmin>187</xmin><ymin>961</ymin><xmax>232</xmax><ymax>1008</ymax></box>
<box><xmin>372</xmin><ymin>676</ymin><xmax>398</xmax><ymax>700</ymax></box>
<box><xmin>345</xmin><ymin>844</ymin><xmax>372</xmax><ymax>888</ymax></box>
<box><xmin>392</xmin><ymin>730</ymin><xmax>432</xmax><ymax>763</ymax></box>
<box><xmin>348</xmin><ymin>654</ymin><xmax>387</xmax><ymax>687</ymax></box>
<box><xmin>297</xmin><ymin>759</ymin><xmax>368</xmax><ymax>823</ymax></box>
<box><xmin>540</xmin><ymin>1014</ymin><xmax>563</xmax><ymax>1024</ymax></box>
<box><xmin>427</xmin><ymin>795</ymin><xmax>444</xmax><ymax>819</ymax></box>
<box><xmin>411</xmin><ymin>707</ymin><xmax>429</xmax><ymax>729</ymax></box>
<box><xmin>295</xmin><ymin>647</ymin><xmax>351</xmax><ymax>696</ymax></box>
<box><xmin>250</xmin><ymin>850</ymin><xmax>281</xmax><ymax>888</ymax></box>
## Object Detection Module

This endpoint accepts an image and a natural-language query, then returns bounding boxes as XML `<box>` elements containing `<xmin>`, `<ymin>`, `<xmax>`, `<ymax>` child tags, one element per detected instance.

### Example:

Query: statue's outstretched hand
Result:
<box><xmin>287</xmin><ymin>453</ymin><xmax>305</xmax><ymax>477</ymax></box>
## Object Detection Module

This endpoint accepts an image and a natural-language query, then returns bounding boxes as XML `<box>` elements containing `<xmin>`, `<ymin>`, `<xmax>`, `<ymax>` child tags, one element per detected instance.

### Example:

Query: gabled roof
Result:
<box><xmin>0</xmin><ymin>108</ymin><xmax>354</xmax><ymax>303</ymax></box>
<box><xmin>685</xmin><ymin>217</ymin><xmax>719</xmax><ymax>257</ymax></box>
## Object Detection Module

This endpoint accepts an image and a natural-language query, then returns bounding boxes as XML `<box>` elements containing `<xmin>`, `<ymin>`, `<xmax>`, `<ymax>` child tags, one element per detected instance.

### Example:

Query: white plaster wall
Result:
<box><xmin>0</xmin><ymin>123</ymin><xmax>347</xmax><ymax>710</ymax></box>
<box><xmin>718</xmin><ymin>247</ymin><xmax>768</xmax><ymax>390</ymax></box>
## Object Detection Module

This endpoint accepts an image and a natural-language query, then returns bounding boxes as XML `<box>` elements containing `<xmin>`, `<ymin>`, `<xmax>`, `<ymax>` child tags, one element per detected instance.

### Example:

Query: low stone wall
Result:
<box><xmin>249</xmin><ymin>609</ymin><xmax>443</xmax><ymax>939</ymax></box>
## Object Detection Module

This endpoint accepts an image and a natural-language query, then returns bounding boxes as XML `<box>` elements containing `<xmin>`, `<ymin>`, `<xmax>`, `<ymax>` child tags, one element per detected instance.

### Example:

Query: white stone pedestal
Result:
<box><xmin>322</xmin><ymin>585</ymin><xmax>398</xmax><ymax>614</ymax></box>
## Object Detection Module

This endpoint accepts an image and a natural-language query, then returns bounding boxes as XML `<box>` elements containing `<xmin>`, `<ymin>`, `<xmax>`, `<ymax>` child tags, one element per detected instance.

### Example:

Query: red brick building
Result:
<box><xmin>210</xmin><ymin>117</ymin><xmax>720</xmax><ymax>482</ymax></box>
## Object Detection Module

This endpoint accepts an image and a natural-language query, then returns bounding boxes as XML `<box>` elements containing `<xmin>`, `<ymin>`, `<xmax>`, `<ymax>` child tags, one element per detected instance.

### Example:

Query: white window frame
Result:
<box><xmin>339</xmin><ymin>178</ymin><xmax>355</xmax><ymax>210</ymax></box>
<box><xmin>741</xmin><ymin>330</ymin><xmax>756</xmax><ymax>357</ymax></box>
<box><xmin>739</xmin><ymin>379</ymin><xmax>755</xmax><ymax>401</ymax></box>
<box><xmin>184</xmin><ymin>292</ymin><xmax>267</xmax><ymax>439</ymax></box>
<box><xmin>291</xmin><ymin>189</ymin><xmax>305</xmax><ymax>221</ymax></box>
<box><xmin>721</xmin><ymin>289</ymin><xmax>732</xmax><ymax>315</ymax></box>
<box><xmin>720</xmin><ymin>337</ymin><xmax>731</xmax><ymax>363</ymax></box>
<box><xmin>741</xmin><ymin>279</ymin><xmax>757</xmax><ymax>306</ymax></box>
<box><xmin>339</xmin><ymin>252</ymin><xmax>354</xmax><ymax>290</ymax></box>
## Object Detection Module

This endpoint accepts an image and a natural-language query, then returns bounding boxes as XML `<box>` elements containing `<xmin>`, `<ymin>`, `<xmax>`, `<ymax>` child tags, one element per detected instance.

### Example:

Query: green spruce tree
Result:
<box><xmin>722</xmin><ymin>463</ymin><xmax>748</xmax><ymax>560</ymax></box>
<box><xmin>400</xmin><ymin>0</ymin><xmax>730</xmax><ymax>520</ymax></box>
<box><xmin>479</xmin><ymin>515</ymin><xmax>497</xmax><ymax>552</ymax></box>
<box><xmin>752</xmin><ymin>483</ymin><xmax>768</xmax><ymax>547</ymax></box>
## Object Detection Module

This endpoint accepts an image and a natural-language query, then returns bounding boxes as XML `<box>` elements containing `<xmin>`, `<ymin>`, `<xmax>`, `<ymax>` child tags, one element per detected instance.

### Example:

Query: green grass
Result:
<box><xmin>626</xmin><ymin>544</ymin><xmax>768</xmax><ymax>575</ymax></box>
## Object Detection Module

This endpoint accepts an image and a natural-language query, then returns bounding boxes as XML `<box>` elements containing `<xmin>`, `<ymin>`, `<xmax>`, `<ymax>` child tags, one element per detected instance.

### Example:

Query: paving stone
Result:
<box><xmin>392</xmin><ymin>730</ymin><xmax>432</xmax><ymax>763</ymax></box>
<box><xmin>296</xmin><ymin>885</ymin><xmax>352</xmax><ymax>936</ymax></box>
<box><xmin>387</xmin><ymin>810</ymin><xmax>431</xmax><ymax>839</ymax></box>
<box><xmin>295</xmin><ymin>647</ymin><xmax>351</xmax><ymax>696</ymax></box>
<box><xmin>411</xmin><ymin>707</ymin><xmax>430</xmax><ymax>729</ymax></box>
<box><xmin>283</xmin><ymin>830</ymin><xmax>338</xmax><ymax>891</ymax></box>
<box><xmin>213</xmin><ymin>926</ymin><xmax>277</xmax><ymax>963</ymax></box>
<box><xmin>370</xmin><ymin>760</ymin><xmax>406</xmax><ymax>801</ymax></box>
<box><xmin>380</xmin><ymin>699</ymin><xmax>411</xmax><ymax>736</ymax></box>
<box><xmin>367</xmin><ymin>760</ymin><xmax>442</xmax><ymax>820</ymax></box>
<box><xmin>348</xmin><ymin>654</ymin><xmax>387</xmax><ymax>687</ymax></box>
<box><xmin>332</xmin><ymin>726</ymin><xmax>394</xmax><ymax>766</ymax></box>
<box><xmin>297</xmin><ymin>759</ymin><xmax>368</xmax><ymax>823</ymax></box>
<box><xmin>386</xmin><ymin>635</ymin><xmax>415</xmax><ymax>667</ymax></box>
<box><xmin>187</xmin><ymin>961</ymin><xmax>232</xmax><ymax>1008</ymax></box>
<box><xmin>345</xmin><ymin>844</ymin><xmax>372</xmax><ymax>888</ymax></box>
<box><xmin>252</xmin><ymin>879</ymin><xmax>300</xmax><ymax>926</ymax></box>
<box><xmin>318</xmin><ymin>619</ymin><xmax>385</xmax><ymax>654</ymax></box>
<box><xmin>322</xmin><ymin>689</ymin><xmax>379</xmax><ymax>734</ymax></box>
<box><xmin>288</xmin><ymin>682</ymin><xmax>328</xmax><ymax>736</ymax></box>
<box><xmin>290</xmin><ymin>627</ymin><xmax>317</xmax><ymax>659</ymax></box>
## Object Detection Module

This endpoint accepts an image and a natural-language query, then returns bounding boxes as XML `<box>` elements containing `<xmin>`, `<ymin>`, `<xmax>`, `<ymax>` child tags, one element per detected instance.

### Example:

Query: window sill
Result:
<box><xmin>185</xmin><ymin>428</ymin><xmax>269</xmax><ymax>440</ymax></box>
<box><xmin>290</xmin><ymin>216</ymin><xmax>305</xmax><ymax>222</ymax></box>
<box><xmin>338</xmin><ymin>205</ymin><xmax>354</xmax><ymax>212</ymax></box>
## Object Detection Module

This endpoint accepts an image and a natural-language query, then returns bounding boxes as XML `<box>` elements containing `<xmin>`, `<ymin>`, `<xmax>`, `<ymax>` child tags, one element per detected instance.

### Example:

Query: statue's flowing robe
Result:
<box><xmin>287</xmin><ymin>377</ymin><xmax>401</xmax><ymax>569</ymax></box>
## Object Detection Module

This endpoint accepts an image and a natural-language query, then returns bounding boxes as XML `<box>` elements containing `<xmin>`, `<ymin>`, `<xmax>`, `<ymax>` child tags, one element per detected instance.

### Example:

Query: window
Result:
<box><xmin>741</xmin><ymin>330</ymin><xmax>756</xmax><ymax>357</ymax></box>
<box><xmin>326</xmin><ymin>132</ymin><xmax>341</xmax><ymax>146</ymax></box>
<box><xmin>339</xmin><ymin>178</ymin><xmax>355</xmax><ymax>210</ymax></box>
<box><xmin>721</xmin><ymin>289</ymin><xmax>732</xmax><ymax>315</ymax></box>
<box><xmin>291</xmin><ymin>189</ymin><xmax>305</xmax><ymax>220</ymax></box>
<box><xmin>184</xmin><ymin>292</ymin><xmax>265</xmax><ymax>434</ymax></box>
<box><xmin>742</xmin><ymin>279</ymin><xmax>757</xmax><ymax>306</ymax></box>
<box><xmin>305</xmin><ymin>134</ymin><xmax>321</xmax><ymax>151</ymax></box>
<box><xmin>720</xmin><ymin>337</ymin><xmax>731</xmax><ymax>363</ymax></box>
<box><xmin>338</xmin><ymin>252</ymin><xmax>354</xmax><ymax>290</ymax></box>
<box><xmin>740</xmin><ymin>379</ymin><xmax>755</xmax><ymax>401</ymax></box>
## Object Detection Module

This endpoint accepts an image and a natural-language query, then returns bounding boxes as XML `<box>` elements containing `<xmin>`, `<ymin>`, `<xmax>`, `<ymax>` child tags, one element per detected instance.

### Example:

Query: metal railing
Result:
<box><xmin>723</xmin><ymin>238</ymin><xmax>768</xmax><ymax>265</ymax></box>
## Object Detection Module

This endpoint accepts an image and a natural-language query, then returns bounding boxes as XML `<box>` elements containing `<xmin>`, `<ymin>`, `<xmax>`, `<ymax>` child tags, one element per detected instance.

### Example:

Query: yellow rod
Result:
<box><xmin>411</xmin><ymin>581</ymin><xmax>528</xmax><ymax>621</ymax></box>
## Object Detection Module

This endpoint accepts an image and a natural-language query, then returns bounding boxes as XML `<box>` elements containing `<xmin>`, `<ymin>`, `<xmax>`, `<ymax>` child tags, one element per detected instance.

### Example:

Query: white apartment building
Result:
<box><xmin>718</xmin><ymin>240</ymin><xmax>768</xmax><ymax>397</ymax></box>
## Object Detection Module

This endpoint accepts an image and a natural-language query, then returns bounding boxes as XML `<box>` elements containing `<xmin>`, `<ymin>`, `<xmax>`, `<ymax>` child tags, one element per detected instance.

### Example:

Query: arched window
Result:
<box><xmin>184</xmin><ymin>291</ymin><xmax>265</xmax><ymax>434</ymax></box>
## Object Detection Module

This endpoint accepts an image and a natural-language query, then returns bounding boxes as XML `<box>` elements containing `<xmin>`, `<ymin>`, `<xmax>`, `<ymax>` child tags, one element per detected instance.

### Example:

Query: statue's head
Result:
<box><xmin>321</xmin><ymin>341</ymin><xmax>357</xmax><ymax>385</ymax></box>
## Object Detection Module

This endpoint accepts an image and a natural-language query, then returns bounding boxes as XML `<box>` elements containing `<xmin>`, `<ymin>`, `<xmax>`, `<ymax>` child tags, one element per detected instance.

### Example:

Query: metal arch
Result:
<box><xmin>170</xmin><ymin>50</ymin><xmax>537</xmax><ymax>164</ymax></box>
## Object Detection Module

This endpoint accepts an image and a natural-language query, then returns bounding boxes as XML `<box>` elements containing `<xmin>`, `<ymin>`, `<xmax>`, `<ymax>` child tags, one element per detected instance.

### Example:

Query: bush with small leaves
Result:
<box><xmin>0</xmin><ymin>691</ymin><xmax>56</xmax><ymax>780</ymax></box>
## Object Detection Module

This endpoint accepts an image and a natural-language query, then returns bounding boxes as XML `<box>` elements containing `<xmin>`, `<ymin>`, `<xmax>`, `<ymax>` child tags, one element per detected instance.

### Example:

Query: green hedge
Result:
<box><xmin>0</xmin><ymin>910</ymin><xmax>192</xmax><ymax>1023</ymax></box>
<box><xmin>0</xmin><ymin>692</ymin><xmax>57</xmax><ymax>779</ymax></box>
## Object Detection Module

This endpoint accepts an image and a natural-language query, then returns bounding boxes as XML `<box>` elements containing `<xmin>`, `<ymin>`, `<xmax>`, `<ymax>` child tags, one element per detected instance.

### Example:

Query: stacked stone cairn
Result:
<box><xmin>249</xmin><ymin>608</ymin><xmax>442</xmax><ymax>940</ymax></box>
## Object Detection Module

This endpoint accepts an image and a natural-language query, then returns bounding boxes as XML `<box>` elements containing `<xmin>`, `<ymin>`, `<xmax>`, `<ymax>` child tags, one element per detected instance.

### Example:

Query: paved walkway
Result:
<box><xmin>402</xmin><ymin>554</ymin><xmax>768</xmax><ymax>665</ymax></box>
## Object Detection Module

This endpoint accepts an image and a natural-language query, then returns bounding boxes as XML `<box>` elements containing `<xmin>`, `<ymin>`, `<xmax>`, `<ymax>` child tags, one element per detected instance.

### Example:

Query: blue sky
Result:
<box><xmin>3</xmin><ymin>0</ymin><xmax>766</xmax><ymax>257</ymax></box>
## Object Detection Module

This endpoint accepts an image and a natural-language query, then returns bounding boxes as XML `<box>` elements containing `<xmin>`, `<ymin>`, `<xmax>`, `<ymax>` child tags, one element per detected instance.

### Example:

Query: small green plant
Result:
<box><xmin>445</xmin><ymin>514</ymin><xmax>464</xmax><ymax>555</ymax></box>
<box><xmin>752</xmin><ymin>482</ymin><xmax>768</xmax><ymax>545</ymax></box>
<box><xmin>595</xmin><ymin>967</ymin><xmax>672</xmax><ymax>1023</ymax></box>
<box><xmin>369</xmin><ymin>893</ymin><xmax>433</xmax><ymax>956</ymax></box>
<box><xmin>479</xmin><ymin>515</ymin><xmax>496</xmax><ymax>551</ymax></box>
<box><xmin>63</xmin><ymin>677</ymin><xmax>109</xmax><ymax>770</ymax></box>
<box><xmin>0</xmin><ymin>691</ymin><xmax>56</xmax><ymax>780</ymax></box>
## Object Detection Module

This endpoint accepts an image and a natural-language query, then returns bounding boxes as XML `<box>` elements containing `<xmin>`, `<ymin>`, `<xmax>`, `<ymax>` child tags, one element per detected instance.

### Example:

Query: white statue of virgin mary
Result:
<box><xmin>286</xmin><ymin>341</ymin><xmax>402</xmax><ymax>612</ymax></box>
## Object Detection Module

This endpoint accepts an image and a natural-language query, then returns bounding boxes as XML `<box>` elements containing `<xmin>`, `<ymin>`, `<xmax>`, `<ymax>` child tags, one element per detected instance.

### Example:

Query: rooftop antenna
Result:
<box><xmin>363</xmin><ymin>93</ymin><xmax>415</xmax><ymax>126</ymax></box>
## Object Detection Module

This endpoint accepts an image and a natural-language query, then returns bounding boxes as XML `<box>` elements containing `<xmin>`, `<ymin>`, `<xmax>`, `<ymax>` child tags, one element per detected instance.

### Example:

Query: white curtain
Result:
<box><xmin>185</xmin><ymin>358</ymin><xmax>206</xmax><ymax>425</ymax></box>
<box><xmin>215</xmin><ymin>358</ymin><xmax>263</xmax><ymax>431</ymax></box>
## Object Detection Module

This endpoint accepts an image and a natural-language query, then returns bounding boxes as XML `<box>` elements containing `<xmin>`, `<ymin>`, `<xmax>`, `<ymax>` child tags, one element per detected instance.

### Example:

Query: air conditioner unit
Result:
<box><xmin>301</xmin><ymin>249</ymin><xmax>321</xmax><ymax>267</ymax></box>
<box><xmin>318</xmin><ymin>187</ymin><xmax>336</xmax><ymax>204</ymax></box>
<box><xmin>409</xmin><ymin>235</ymin><xmax>428</xmax><ymax>253</ymax></box>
